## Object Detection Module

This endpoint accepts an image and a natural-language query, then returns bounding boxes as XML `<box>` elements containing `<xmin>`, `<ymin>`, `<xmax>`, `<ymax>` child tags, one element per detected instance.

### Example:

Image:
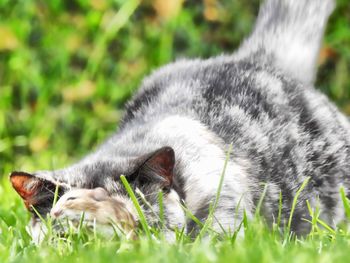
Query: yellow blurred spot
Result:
<box><xmin>65</xmin><ymin>34</ymin><xmax>82</xmax><ymax>53</ymax></box>
<box><xmin>29</xmin><ymin>136</ymin><xmax>48</xmax><ymax>153</ymax></box>
<box><xmin>153</xmin><ymin>0</ymin><xmax>184</xmax><ymax>20</ymax></box>
<box><xmin>90</xmin><ymin>0</ymin><xmax>107</xmax><ymax>11</ymax></box>
<box><xmin>0</xmin><ymin>26</ymin><xmax>19</xmax><ymax>51</ymax></box>
<box><xmin>93</xmin><ymin>100</ymin><xmax>121</xmax><ymax>123</ymax></box>
<box><xmin>204</xmin><ymin>0</ymin><xmax>219</xmax><ymax>21</ymax></box>
<box><xmin>62</xmin><ymin>80</ymin><xmax>96</xmax><ymax>102</ymax></box>
<box><xmin>60</xmin><ymin>14</ymin><xmax>86</xmax><ymax>30</ymax></box>
<box><xmin>342</xmin><ymin>104</ymin><xmax>350</xmax><ymax>116</ymax></box>
<box><xmin>318</xmin><ymin>45</ymin><xmax>337</xmax><ymax>66</ymax></box>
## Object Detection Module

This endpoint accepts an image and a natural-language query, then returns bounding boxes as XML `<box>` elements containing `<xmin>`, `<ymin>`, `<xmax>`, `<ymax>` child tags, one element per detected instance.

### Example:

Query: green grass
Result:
<box><xmin>1</xmin><ymin>0</ymin><xmax>350</xmax><ymax>262</ymax></box>
<box><xmin>2</xmin><ymin>174</ymin><xmax>350</xmax><ymax>263</ymax></box>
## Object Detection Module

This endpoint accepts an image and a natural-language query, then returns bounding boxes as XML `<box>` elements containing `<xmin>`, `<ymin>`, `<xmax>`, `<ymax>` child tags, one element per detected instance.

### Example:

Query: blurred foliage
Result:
<box><xmin>0</xmin><ymin>0</ymin><xmax>349</xmax><ymax>176</ymax></box>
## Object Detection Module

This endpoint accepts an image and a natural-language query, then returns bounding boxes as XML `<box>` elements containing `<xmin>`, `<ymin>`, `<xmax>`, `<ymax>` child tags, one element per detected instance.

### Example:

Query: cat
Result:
<box><xmin>11</xmin><ymin>0</ymin><xmax>348</xmax><ymax>241</ymax></box>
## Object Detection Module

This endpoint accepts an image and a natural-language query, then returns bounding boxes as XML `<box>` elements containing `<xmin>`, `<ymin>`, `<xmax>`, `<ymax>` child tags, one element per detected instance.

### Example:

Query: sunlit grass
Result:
<box><xmin>2</xmin><ymin>174</ymin><xmax>350</xmax><ymax>263</ymax></box>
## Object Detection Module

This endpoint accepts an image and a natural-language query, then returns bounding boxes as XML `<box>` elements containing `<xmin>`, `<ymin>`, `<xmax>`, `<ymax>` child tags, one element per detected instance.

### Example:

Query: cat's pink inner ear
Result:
<box><xmin>146</xmin><ymin>146</ymin><xmax>175</xmax><ymax>186</ymax></box>
<box><xmin>10</xmin><ymin>171</ymin><xmax>40</xmax><ymax>209</ymax></box>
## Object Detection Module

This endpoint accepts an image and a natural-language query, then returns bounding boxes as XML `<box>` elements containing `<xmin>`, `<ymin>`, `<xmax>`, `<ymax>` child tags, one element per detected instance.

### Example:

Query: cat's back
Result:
<box><xmin>121</xmin><ymin>53</ymin><xmax>300</xmax><ymax>128</ymax></box>
<box><xmin>120</xmin><ymin>54</ymin><xmax>280</xmax><ymax>125</ymax></box>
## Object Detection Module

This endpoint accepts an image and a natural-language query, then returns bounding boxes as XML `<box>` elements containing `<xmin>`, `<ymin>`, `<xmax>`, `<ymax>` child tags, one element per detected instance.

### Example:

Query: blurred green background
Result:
<box><xmin>0</xmin><ymin>0</ymin><xmax>349</xmax><ymax>177</ymax></box>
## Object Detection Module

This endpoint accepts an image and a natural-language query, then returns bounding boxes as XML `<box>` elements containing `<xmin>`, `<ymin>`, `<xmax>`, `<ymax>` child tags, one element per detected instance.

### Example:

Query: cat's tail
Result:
<box><xmin>236</xmin><ymin>0</ymin><xmax>335</xmax><ymax>85</ymax></box>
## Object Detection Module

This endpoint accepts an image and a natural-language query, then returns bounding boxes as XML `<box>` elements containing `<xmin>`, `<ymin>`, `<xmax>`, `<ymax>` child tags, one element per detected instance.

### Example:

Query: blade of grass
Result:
<box><xmin>316</xmin><ymin>218</ymin><xmax>336</xmax><ymax>235</ymax></box>
<box><xmin>287</xmin><ymin>177</ymin><xmax>310</xmax><ymax>234</ymax></box>
<box><xmin>30</xmin><ymin>205</ymin><xmax>51</xmax><ymax>242</ymax></box>
<box><xmin>255</xmin><ymin>183</ymin><xmax>268</xmax><ymax>218</ymax></box>
<box><xmin>30</xmin><ymin>206</ymin><xmax>46</xmax><ymax>225</ymax></box>
<box><xmin>53</xmin><ymin>184</ymin><xmax>60</xmax><ymax>206</ymax></box>
<box><xmin>84</xmin><ymin>0</ymin><xmax>141</xmax><ymax>79</ymax></box>
<box><xmin>157</xmin><ymin>190</ymin><xmax>165</xmax><ymax>228</ymax></box>
<box><xmin>277</xmin><ymin>190</ymin><xmax>283</xmax><ymax>228</ymax></box>
<box><xmin>213</xmin><ymin>144</ymin><xmax>233</xmax><ymax>211</ymax></box>
<box><xmin>195</xmin><ymin>144</ymin><xmax>232</xmax><ymax>240</ymax></box>
<box><xmin>306</xmin><ymin>200</ymin><xmax>317</xmax><ymax>236</ymax></box>
<box><xmin>340</xmin><ymin>186</ymin><xmax>350</xmax><ymax>220</ymax></box>
<box><xmin>78</xmin><ymin>212</ymin><xmax>85</xmax><ymax>234</ymax></box>
<box><xmin>120</xmin><ymin>175</ymin><xmax>151</xmax><ymax>239</ymax></box>
<box><xmin>230</xmin><ymin>220</ymin><xmax>244</xmax><ymax>244</ymax></box>
<box><xmin>180</xmin><ymin>202</ymin><xmax>204</xmax><ymax>229</ymax></box>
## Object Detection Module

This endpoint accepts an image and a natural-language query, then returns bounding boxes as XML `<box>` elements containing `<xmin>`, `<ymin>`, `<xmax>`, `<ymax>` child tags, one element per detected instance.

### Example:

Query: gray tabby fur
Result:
<box><xmin>19</xmin><ymin>0</ymin><xmax>349</xmax><ymax>238</ymax></box>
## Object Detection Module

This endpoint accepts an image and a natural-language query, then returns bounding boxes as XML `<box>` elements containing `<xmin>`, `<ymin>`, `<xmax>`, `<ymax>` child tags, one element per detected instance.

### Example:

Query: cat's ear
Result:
<box><xmin>10</xmin><ymin>171</ymin><xmax>59</xmax><ymax>213</ymax></box>
<box><xmin>137</xmin><ymin>146</ymin><xmax>175</xmax><ymax>187</ymax></box>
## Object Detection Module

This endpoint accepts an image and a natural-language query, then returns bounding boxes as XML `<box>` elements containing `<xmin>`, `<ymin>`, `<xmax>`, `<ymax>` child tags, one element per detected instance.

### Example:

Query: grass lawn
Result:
<box><xmin>1</xmin><ymin>0</ymin><xmax>350</xmax><ymax>262</ymax></box>
<box><xmin>2</xmin><ymin>174</ymin><xmax>350</xmax><ymax>263</ymax></box>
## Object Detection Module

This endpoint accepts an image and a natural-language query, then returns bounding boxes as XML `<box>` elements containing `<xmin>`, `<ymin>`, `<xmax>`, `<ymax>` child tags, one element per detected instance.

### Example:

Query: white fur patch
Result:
<box><xmin>151</xmin><ymin>115</ymin><xmax>254</xmax><ymax>230</ymax></box>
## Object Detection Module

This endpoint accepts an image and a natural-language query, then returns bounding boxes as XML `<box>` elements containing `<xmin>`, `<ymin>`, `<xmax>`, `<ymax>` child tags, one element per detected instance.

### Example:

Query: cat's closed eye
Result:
<box><xmin>66</xmin><ymin>197</ymin><xmax>77</xmax><ymax>201</ymax></box>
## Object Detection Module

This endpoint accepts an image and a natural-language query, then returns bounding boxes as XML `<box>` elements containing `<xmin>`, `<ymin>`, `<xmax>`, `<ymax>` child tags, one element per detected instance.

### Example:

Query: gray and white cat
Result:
<box><xmin>11</xmin><ymin>0</ymin><xmax>349</xmax><ymax>240</ymax></box>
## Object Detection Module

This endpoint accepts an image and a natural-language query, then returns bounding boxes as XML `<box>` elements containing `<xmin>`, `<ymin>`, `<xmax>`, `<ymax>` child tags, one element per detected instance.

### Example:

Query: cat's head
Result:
<box><xmin>10</xmin><ymin>146</ymin><xmax>186</xmax><ymax>240</ymax></box>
